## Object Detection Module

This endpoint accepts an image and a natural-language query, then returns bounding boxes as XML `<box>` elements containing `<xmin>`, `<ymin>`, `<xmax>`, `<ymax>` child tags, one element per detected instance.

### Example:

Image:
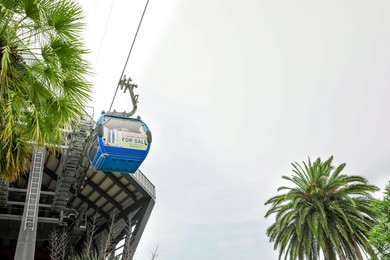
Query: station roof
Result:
<box><xmin>0</xmin><ymin>148</ymin><xmax>155</xmax><ymax>257</ymax></box>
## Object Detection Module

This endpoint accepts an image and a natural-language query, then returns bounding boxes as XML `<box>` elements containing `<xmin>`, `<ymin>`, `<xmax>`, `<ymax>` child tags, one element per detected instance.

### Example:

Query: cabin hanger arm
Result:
<box><xmin>119</xmin><ymin>75</ymin><xmax>138</xmax><ymax>117</ymax></box>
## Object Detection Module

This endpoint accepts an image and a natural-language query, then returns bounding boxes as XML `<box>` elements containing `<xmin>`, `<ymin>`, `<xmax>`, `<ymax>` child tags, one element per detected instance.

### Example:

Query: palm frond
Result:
<box><xmin>0</xmin><ymin>0</ymin><xmax>92</xmax><ymax>181</ymax></box>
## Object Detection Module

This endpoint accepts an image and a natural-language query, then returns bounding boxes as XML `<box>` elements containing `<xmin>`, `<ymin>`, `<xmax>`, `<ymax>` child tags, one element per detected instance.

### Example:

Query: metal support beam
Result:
<box><xmin>77</xmin><ymin>193</ymin><xmax>110</xmax><ymax>220</ymax></box>
<box><xmin>8</xmin><ymin>201</ymin><xmax>53</xmax><ymax>208</ymax></box>
<box><xmin>44</xmin><ymin>166</ymin><xmax>110</xmax><ymax>219</ymax></box>
<box><xmin>105</xmin><ymin>172</ymin><xmax>138</xmax><ymax>201</ymax></box>
<box><xmin>0</xmin><ymin>214</ymin><xmax>59</xmax><ymax>224</ymax></box>
<box><xmin>125</xmin><ymin>198</ymin><xmax>155</xmax><ymax>259</ymax></box>
<box><xmin>84</xmin><ymin>178</ymin><xmax>122</xmax><ymax>210</ymax></box>
<box><xmin>95</xmin><ymin>198</ymin><xmax>147</xmax><ymax>235</ymax></box>
<box><xmin>43</xmin><ymin>166</ymin><xmax>58</xmax><ymax>181</ymax></box>
<box><xmin>9</xmin><ymin>188</ymin><xmax>55</xmax><ymax>196</ymax></box>
<box><xmin>115</xmin><ymin>221</ymin><xmax>132</xmax><ymax>248</ymax></box>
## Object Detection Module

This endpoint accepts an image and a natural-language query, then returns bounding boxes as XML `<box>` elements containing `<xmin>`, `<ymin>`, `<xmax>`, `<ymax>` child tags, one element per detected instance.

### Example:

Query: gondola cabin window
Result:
<box><xmin>102</xmin><ymin>117</ymin><xmax>148</xmax><ymax>150</ymax></box>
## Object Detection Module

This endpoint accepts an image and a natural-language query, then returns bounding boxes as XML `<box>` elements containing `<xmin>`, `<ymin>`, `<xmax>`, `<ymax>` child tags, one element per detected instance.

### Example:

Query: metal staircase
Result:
<box><xmin>0</xmin><ymin>179</ymin><xmax>8</xmax><ymax>207</ymax></box>
<box><xmin>53</xmin><ymin>117</ymin><xmax>93</xmax><ymax>211</ymax></box>
<box><xmin>24</xmin><ymin>148</ymin><xmax>45</xmax><ymax>230</ymax></box>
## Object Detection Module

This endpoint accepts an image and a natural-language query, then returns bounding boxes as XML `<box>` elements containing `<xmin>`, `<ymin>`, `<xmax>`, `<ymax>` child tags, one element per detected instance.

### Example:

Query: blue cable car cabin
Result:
<box><xmin>91</xmin><ymin>112</ymin><xmax>152</xmax><ymax>173</ymax></box>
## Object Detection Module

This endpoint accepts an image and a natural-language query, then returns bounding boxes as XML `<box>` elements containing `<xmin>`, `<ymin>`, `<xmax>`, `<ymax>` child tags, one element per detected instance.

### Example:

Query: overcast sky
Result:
<box><xmin>78</xmin><ymin>1</ymin><xmax>390</xmax><ymax>259</ymax></box>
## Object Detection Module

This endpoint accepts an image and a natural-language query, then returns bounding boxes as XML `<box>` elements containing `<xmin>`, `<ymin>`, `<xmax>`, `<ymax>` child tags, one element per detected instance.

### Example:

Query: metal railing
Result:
<box><xmin>130</xmin><ymin>170</ymin><xmax>156</xmax><ymax>198</ymax></box>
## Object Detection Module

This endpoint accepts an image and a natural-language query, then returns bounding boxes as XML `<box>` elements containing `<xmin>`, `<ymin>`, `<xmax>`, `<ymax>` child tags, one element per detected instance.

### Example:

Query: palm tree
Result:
<box><xmin>369</xmin><ymin>181</ymin><xmax>390</xmax><ymax>259</ymax></box>
<box><xmin>265</xmin><ymin>156</ymin><xmax>379</xmax><ymax>260</ymax></box>
<box><xmin>0</xmin><ymin>0</ymin><xmax>92</xmax><ymax>181</ymax></box>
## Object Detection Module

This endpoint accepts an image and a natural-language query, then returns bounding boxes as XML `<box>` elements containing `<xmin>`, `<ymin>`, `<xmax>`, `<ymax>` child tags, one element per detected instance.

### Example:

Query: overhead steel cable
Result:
<box><xmin>93</xmin><ymin>0</ymin><xmax>115</xmax><ymax>75</ymax></box>
<box><xmin>85</xmin><ymin>0</ymin><xmax>114</xmax><ymax>120</ymax></box>
<box><xmin>109</xmin><ymin>0</ymin><xmax>150</xmax><ymax>112</ymax></box>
